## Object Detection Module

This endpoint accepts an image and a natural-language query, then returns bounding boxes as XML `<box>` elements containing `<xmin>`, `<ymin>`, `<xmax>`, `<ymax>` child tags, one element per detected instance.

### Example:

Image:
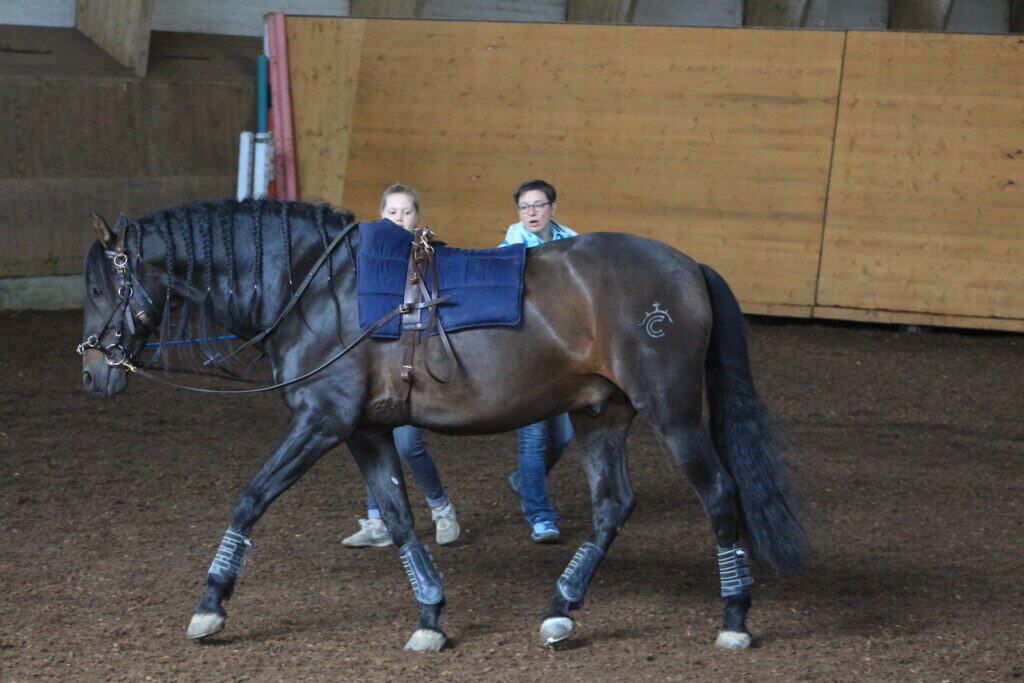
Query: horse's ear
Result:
<box><xmin>91</xmin><ymin>212</ymin><xmax>116</xmax><ymax>249</ymax></box>
<box><xmin>113</xmin><ymin>211</ymin><xmax>129</xmax><ymax>234</ymax></box>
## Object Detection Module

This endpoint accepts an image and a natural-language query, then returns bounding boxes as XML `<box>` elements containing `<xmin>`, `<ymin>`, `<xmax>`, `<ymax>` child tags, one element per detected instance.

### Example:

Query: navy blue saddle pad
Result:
<box><xmin>356</xmin><ymin>219</ymin><xmax>527</xmax><ymax>339</ymax></box>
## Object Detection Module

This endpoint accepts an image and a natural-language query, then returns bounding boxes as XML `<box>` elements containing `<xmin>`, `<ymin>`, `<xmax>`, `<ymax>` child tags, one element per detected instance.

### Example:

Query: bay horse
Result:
<box><xmin>79</xmin><ymin>199</ymin><xmax>809</xmax><ymax>652</ymax></box>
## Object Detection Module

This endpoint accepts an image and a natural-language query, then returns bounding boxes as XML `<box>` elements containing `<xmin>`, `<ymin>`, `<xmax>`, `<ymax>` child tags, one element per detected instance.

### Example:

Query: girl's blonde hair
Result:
<box><xmin>380</xmin><ymin>183</ymin><xmax>420</xmax><ymax>213</ymax></box>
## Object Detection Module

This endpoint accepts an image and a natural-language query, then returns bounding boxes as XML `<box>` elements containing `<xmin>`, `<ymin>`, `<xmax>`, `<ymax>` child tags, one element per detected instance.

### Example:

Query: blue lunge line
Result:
<box><xmin>145</xmin><ymin>335</ymin><xmax>237</xmax><ymax>347</ymax></box>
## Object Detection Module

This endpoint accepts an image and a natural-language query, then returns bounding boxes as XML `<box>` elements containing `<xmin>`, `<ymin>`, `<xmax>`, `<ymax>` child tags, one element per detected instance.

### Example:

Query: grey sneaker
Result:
<box><xmin>342</xmin><ymin>519</ymin><xmax>393</xmax><ymax>547</ymax></box>
<box><xmin>431</xmin><ymin>501</ymin><xmax>460</xmax><ymax>545</ymax></box>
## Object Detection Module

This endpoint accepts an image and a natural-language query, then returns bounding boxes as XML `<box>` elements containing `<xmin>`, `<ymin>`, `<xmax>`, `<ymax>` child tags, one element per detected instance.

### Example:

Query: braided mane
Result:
<box><xmin>124</xmin><ymin>199</ymin><xmax>356</xmax><ymax>378</ymax></box>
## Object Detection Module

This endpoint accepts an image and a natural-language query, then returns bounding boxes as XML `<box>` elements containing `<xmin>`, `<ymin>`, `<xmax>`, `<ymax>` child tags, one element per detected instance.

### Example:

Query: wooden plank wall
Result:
<box><xmin>0</xmin><ymin>27</ymin><xmax>258</xmax><ymax>278</ymax></box>
<box><xmin>289</xmin><ymin>17</ymin><xmax>843</xmax><ymax>315</ymax></box>
<box><xmin>289</xmin><ymin>17</ymin><xmax>1022</xmax><ymax>331</ymax></box>
<box><xmin>819</xmin><ymin>31</ymin><xmax>1024</xmax><ymax>331</ymax></box>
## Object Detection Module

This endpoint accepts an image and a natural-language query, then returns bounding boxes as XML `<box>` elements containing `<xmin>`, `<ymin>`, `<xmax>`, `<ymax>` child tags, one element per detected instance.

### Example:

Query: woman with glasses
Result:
<box><xmin>499</xmin><ymin>179</ymin><xmax>578</xmax><ymax>543</ymax></box>
<box><xmin>342</xmin><ymin>183</ymin><xmax>461</xmax><ymax>548</ymax></box>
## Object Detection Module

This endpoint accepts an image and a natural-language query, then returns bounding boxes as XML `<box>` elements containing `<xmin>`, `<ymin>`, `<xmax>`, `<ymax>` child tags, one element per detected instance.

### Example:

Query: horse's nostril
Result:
<box><xmin>83</xmin><ymin>370</ymin><xmax>93</xmax><ymax>388</ymax></box>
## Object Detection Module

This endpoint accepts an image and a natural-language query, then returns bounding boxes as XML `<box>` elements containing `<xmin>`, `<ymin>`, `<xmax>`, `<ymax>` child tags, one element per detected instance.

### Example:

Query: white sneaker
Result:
<box><xmin>431</xmin><ymin>502</ymin><xmax>460</xmax><ymax>545</ymax></box>
<box><xmin>342</xmin><ymin>519</ymin><xmax>393</xmax><ymax>547</ymax></box>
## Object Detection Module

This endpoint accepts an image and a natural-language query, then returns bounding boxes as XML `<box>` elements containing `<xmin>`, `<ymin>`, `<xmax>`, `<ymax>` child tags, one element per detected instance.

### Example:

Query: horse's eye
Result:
<box><xmin>91</xmin><ymin>286</ymin><xmax>103</xmax><ymax>297</ymax></box>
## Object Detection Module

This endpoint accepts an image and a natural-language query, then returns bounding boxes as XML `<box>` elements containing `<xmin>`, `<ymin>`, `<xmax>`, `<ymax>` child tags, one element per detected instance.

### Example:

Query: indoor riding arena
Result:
<box><xmin>2</xmin><ymin>1</ymin><xmax>1022</xmax><ymax>681</ymax></box>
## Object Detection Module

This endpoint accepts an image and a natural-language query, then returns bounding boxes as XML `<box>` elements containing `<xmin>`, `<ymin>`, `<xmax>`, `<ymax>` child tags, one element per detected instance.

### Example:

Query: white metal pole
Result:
<box><xmin>236</xmin><ymin>131</ymin><xmax>255</xmax><ymax>201</ymax></box>
<box><xmin>252</xmin><ymin>132</ymin><xmax>272</xmax><ymax>199</ymax></box>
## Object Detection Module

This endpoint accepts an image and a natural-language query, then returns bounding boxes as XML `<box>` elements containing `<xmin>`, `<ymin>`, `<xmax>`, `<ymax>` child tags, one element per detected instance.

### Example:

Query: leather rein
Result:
<box><xmin>76</xmin><ymin>221</ymin><xmax>457</xmax><ymax>396</ymax></box>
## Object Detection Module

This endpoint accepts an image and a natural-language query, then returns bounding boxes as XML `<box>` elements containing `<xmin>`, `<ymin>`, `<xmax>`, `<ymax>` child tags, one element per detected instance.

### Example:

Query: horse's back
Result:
<box><xmin>524</xmin><ymin>231</ymin><xmax>712</xmax><ymax>333</ymax></box>
<box><xmin>530</xmin><ymin>231</ymin><xmax>703</xmax><ymax>281</ymax></box>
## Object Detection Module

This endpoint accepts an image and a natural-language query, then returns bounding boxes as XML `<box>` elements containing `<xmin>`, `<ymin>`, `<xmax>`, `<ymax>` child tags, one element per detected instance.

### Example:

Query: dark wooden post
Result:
<box><xmin>567</xmin><ymin>0</ymin><xmax>638</xmax><ymax>23</ymax></box>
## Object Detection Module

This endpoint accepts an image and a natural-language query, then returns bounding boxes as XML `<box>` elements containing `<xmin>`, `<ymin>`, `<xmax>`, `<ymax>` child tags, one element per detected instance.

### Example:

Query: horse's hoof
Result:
<box><xmin>404</xmin><ymin>628</ymin><xmax>446</xmax><ymax>651</ymax></box>
<box><xmin>715</xmin><ymin>630</ymin><xmax>752</xmax><ymax>650</ymax></box>
<box><xmin>187</xmin><ymin>612</ymin><xmax>225</xmax><ymax>640</ymax></box>
<box><xmin>539</xmin><ymin>617</ymin><xmax>574</xmax><ymax>647</ymax></box>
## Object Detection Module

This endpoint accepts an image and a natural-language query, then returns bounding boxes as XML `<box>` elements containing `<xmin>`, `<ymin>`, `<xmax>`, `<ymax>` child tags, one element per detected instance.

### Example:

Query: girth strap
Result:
<box><xmin>398</xmin><ymin>227</ymin><xmax>460</xmax><ymax>409</ymax></box>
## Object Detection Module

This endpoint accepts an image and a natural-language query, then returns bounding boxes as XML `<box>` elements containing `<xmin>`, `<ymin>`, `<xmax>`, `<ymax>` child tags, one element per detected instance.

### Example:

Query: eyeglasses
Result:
<box><xmin>518</xmin><ymin>201</ymin><xmax>552</xmax><ymax>213</ymax></box>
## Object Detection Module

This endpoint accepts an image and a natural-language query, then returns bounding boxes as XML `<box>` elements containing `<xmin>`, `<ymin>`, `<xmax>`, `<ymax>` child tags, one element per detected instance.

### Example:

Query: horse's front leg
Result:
<box><xmin>348</xmin><ymin>429</ymin><xmax>447</xmax><ymax>651</ymax></box>
<box><xmin>187</xmin><ymin>408</ymin><xmax>344</xmax><ymax>639</ymax></box>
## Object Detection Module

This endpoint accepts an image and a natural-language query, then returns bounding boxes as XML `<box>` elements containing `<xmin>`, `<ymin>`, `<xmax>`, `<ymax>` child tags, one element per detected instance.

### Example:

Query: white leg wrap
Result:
<box><xmin>717</xmin><ymin>544</ymin><xmax>754</xmax><ymax>598</ymax></box>
<box><xmin>208</xmin><ymin>529</ymin><xmax>253</xmax><ymax>580</ymax></box>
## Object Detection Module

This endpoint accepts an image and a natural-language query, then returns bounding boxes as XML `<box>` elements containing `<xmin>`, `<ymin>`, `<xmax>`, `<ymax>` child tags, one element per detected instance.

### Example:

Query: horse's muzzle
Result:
<box><xmin>81</xmin><ymin>349</ymin><xmax>128</xmax><ymax>396</ymax></box>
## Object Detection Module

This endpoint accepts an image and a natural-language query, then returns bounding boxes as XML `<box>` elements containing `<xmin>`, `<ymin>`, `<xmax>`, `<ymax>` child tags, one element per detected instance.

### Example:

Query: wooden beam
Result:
<box><xmin>889</xmin><ymin>0</ymin><xmax>955</xmax><ymax>30</ymax></box>
<box><xmin>566</xmin><ymin>0</ymin><xmax>638</xmax><ymax>23</ymax></box>
<box><xmin>75</xmin><ymin>0</ymin><xmax>154</xmax><ymax>77</ymax></box>
<box><xmin>348</xmin><ymin>0</ymin><xmax>425</xmax><ymax>18</ymax></box>
<box><xmin>1011</xmin><ymin>0</ymin><xmax>1024</xmax><ymax>33</ymax></box>
<box><xmin>743</xmin><ymin>0</ymin><xmax>813</xmax><ymax>27</ymax></box>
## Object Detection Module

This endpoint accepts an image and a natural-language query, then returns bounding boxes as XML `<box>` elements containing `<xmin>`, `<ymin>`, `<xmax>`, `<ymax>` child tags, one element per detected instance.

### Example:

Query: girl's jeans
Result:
<box><xmin>366</xmin><ymin>425</ymin><xmax>448</xmax><ymax>518</ymax></box>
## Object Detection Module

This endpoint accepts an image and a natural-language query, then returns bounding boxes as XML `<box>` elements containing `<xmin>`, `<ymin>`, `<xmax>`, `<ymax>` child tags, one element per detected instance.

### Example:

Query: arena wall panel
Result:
<box><xmin>0</xmin><ymin>28</ymin><xmax>258</xmax><ymax>278</ymax></box>
<box><xmin>288</xmin><ymin>17</ymin><xmax>844</xmax><ymax>314</ymax></box>
<box><xmin>819</xmin><ymin>31</ymin><xmax>1024</xmax><ymax>332</ymax></box>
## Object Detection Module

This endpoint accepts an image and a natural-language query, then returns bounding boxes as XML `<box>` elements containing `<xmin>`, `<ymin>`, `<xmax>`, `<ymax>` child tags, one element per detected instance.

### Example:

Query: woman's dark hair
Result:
<box><xmin>513</xmin><ymin>179</ymin><xmax>556</xmax><ymax>204</ymax></box>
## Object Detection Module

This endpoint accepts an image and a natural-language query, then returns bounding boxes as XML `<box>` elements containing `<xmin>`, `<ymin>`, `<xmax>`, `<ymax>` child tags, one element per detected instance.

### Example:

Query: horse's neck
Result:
<box><xmin>139</xmin><ymin>216</ymin><xmax>354</xmax><ymax>339</ymax></box>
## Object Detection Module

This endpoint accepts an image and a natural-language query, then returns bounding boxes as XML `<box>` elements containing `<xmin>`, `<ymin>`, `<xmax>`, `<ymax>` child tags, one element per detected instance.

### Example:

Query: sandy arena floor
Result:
<box><xmin>1</xmin><ymin>310</ymin><xmax>1022</xmax><ymax>680</ymax></box>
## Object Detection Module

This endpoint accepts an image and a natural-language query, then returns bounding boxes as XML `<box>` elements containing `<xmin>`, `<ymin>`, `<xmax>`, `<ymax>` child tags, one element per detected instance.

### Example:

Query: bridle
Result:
<box><xmin>76</xmin><ymin>223</ymin><xmax>158</xmax><ymax>372</ymax></box>
<box><xmin>75</xmin><ymin>219</ymin><xmax>454</xmax><ymax>396</ymax></box>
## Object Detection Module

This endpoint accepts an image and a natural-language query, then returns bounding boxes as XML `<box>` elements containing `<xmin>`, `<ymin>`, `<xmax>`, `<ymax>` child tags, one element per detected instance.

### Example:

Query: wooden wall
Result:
<box><xmin>0</xmin><ymin>27</ymin><xmax>258</xmax><ymax>278</ymax></box>
<box><xmin>289</xmin><ymin>17</ymin><xmax>842</xmax><ymax>316</ymax></box>
<box><xmin>288</xmin><ymin>17</ymin><xmax>1023</xmax><ymax>331</ymax></box>
<box><xmin>819</xmin><ymin>31</ymin><xmax>1024</xmax><ymax>330</ymax></box>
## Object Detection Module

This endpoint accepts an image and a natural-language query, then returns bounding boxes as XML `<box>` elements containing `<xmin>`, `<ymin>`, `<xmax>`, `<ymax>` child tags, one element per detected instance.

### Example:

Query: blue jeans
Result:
<box><xmin>516</xmin><ymin>413</ymin><xmax>573</xmax><ymax>526</ymax></box>
<box><xmin>367</xmin><ymin>425</ymin><xmax>448</xmax><ymax>518</ymax></box>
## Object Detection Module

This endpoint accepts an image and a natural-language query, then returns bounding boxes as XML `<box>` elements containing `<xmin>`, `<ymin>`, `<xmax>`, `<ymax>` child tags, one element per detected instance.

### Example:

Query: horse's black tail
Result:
<box><xmin>699</xmin><ymin>263</ymin><xmax>810</xmax><ymax>576</ymax></box>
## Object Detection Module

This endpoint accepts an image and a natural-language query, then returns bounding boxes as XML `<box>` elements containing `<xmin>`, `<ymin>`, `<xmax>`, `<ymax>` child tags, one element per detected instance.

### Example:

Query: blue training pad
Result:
<box><xmin>356</xmin><ymin>219</ymin><xmax>527</xmax><ymax>339</ymax></box>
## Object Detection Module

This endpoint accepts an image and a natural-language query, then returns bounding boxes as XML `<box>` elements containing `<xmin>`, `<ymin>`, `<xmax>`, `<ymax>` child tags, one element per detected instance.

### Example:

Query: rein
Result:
<box><xmin>202</xmin><ymin>219</ymin><xmax>360</xmax><ymax>367</ymax></box>
<box><xmin>123</xmin><ymin>304</ymin><xmax>407</xmax><ymax>394</ymax></box>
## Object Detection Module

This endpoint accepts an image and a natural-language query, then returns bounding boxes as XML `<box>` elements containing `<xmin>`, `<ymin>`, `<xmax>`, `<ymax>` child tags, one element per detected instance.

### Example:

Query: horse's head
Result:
<box><xmin>79</xmin><ymin>212</ymin><xmax>158</xmax><ymax>396</ymax></box>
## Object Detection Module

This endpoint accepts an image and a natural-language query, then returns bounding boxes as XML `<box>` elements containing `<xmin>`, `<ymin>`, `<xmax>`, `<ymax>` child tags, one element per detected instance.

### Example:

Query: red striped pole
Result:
<box><xmin>266</xmin><ymin>12</ymin><xmax>298</xmax><ymax>200</ymax></box>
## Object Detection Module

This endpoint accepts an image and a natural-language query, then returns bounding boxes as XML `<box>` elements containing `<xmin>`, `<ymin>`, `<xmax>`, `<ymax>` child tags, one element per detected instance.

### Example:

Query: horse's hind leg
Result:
<box><xmin>347</xmin><ymin>429</ymin><xmax>447</xmax><ymax>652</ymax></box>
<box><xmin>187</xmin><ymin>410</ymin><xmax>343</xmax><ymax>639</ymax></box>
<box><xmin>538</xmin><ymin>401</ymin><xmax>637</xmax><ymax>646</ymax></box>
<box><xmin>656</xmin><ymin>417</ymin><xmax>753</xmax><ymax>650</ymax></box>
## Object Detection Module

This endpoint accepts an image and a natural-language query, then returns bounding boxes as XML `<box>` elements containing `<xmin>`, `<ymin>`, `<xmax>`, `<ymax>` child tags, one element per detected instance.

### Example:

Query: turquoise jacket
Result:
<box><xmin>498</xmin><ymin>220</ymin><xmax>577</xmax><ymax>249</ymax></box>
